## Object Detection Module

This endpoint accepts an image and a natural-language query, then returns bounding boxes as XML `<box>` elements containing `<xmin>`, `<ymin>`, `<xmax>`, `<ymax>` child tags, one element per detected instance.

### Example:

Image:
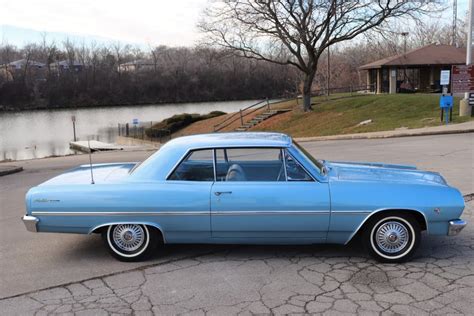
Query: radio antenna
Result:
<box><xmin>88</xmin><ymin>139</ymin><xmax>95</xmax><ymax>184</ymax></box>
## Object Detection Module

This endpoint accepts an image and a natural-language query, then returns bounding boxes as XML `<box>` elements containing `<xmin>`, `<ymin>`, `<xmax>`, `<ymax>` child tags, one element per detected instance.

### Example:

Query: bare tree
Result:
<box><xmin>200</xmin><ymin>0</ymin><xmax>435</xmax><ymax>111</ymax></box>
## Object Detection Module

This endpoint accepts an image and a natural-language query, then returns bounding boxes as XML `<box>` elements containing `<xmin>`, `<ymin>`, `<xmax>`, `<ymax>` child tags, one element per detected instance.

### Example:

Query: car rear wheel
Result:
<box><xmin>102</xmin><ymin>224</ymin><xmax>160</xmax><ymax>262</ymax></box>
<box><xmin>363</xmin><ymin>213</ymin><xmax>421</xmax><ymax>263</ymax></box>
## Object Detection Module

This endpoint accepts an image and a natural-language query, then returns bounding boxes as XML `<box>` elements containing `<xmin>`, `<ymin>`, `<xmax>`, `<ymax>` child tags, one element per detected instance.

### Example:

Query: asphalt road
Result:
<box><xmin>0</xmin><ymin>133</ymin><xmax>472</xmax><ymax>309</ymax></box>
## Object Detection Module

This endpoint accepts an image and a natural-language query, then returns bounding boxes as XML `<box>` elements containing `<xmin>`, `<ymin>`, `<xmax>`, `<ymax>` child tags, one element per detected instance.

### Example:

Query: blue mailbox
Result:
<box><xmin>439</xmin><ymin>95</ymin><xmax>453</xmax><ymax>125</ymax></box>
<box><xmin>439</xmin><ymin>95</ymin><xmax>453</xmax><ymax>109</ymax></box>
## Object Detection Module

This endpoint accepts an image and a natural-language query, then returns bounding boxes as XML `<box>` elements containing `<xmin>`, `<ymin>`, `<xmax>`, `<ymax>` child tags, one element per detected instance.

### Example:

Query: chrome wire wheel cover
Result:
<box><xmin>375</xmin><ymin>221</ymin><xmax>409</xmax><ymax>254</ymax></box>
<box><xmin>112</xmin><ymin>224</ymin><xmax>145</xmax><ymax>252</ymax></box>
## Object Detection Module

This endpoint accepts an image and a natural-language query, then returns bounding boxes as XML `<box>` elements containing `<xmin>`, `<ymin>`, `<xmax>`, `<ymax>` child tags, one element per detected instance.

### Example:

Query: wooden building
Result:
<box><xmin>359</xmin><ymin>44</ymin><xmax>466</xmax><ymax>94</ymax></box>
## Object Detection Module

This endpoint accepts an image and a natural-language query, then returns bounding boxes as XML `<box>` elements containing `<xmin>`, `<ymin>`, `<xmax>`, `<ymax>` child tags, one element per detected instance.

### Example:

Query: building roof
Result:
<box><xmin>5</xmin><ymin>59</ymin><xmax>45</xmax><ymax>67</ymax></box>
<box><xmin>359</xmin><ymin>44</ymin><xmax>466</xmax><ymax>70</ymax></box>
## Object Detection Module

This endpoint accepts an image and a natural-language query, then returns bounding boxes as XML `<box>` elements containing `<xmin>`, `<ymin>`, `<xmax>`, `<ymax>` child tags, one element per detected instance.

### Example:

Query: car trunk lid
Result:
<box><xmin>39</xmin><ymin>163</ymin><xmax>137</xmax><ymax>185</ymax></box>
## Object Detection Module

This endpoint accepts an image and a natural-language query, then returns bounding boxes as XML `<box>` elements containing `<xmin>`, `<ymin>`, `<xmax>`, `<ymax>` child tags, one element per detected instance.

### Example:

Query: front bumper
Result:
<box><xmin>448</xmin><ymin>219</ymin><xmax>467</xmax><ymax>236</ymax></box>
<box><xmin>22</xmin><ymin>215</ymin><xmax>39</xmax><ymax>232</ymax></box>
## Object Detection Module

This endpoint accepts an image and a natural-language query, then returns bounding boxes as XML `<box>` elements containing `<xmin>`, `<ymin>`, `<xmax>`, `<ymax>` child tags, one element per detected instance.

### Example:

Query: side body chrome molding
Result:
<box><xmin>32</xmin><ymin>210</ymin><xmax>373</xmax><ymax>217</ymax></box>
<box><xmin>31</xmin><ymin>211</ymin><xmax>209</xmax><ymax>216</ymax></box>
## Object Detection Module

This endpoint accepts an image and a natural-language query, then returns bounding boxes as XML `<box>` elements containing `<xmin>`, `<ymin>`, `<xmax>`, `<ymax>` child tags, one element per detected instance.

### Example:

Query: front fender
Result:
<box><xmin>327</xmin><ymin>181</ymin><xmax>465</xmax><ymax>243</ymax></box>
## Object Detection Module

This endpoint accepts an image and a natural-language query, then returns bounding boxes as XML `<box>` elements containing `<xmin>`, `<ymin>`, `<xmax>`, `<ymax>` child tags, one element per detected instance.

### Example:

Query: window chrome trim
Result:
<box><xmin>165</xmin><ymin>146</ymin><xmax>320</xmax><ymax>183</ymax></box>
<box><xmin>166</xmin><ymin>145</ymin><xmax>288</xmax><ymax>181</ymax></box>
<box><xmin>281</xmin><ymin>148</ymin><xmax>288</xmax><ymax>181</ymax></box>
<box><xmin>212</xmin><ymin>149</ymin><xmax>217</xmax><ymax>182</ymax></box>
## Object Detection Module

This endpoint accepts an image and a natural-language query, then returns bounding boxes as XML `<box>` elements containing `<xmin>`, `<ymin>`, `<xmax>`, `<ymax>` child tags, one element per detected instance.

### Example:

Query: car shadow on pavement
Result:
<box><xmin>64</xmin><ymin>229</ymin><xmax>472</xmax><ymax>266</ymax></box>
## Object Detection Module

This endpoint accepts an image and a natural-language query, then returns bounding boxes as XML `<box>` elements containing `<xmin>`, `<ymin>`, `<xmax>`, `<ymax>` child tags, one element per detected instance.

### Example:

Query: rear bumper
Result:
<box><xmin>22</xmin><ymin>215</ymin><xmax>39</xmax><ymax>232</ymax></box>
<box><xmin>448</xmin><ymin>219</ymin><xmax>467</xmax><ymax>236</ymax></box>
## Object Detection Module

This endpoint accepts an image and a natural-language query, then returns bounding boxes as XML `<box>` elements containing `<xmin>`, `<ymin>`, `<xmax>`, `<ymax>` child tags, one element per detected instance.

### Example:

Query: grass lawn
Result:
<box><xmin>253</xmin><ymin>94</ymin><xmax>473</xmax><ymax>137</ymax></box>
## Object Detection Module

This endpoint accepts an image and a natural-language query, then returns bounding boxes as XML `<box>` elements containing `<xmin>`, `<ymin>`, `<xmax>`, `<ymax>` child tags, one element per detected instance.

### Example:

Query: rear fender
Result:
<box><xmin>89</xmin><ymin>221</ymin><xmax>166</xmax><ymax>243</ymax></box>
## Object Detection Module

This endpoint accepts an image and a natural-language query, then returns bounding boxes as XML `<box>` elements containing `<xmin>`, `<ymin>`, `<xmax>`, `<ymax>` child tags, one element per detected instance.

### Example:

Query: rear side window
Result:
<box><xmin>168</xmin><ymin>150</ymin><xmax>214</xmax><ymax>181</ymax></box>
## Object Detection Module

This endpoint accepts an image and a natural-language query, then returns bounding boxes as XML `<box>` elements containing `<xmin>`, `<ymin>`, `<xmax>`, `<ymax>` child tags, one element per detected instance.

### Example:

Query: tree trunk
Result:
<box><xmin>301</xmin><ymin>71</ymin><xmax>316</xmax><ymax>112</ymax></box>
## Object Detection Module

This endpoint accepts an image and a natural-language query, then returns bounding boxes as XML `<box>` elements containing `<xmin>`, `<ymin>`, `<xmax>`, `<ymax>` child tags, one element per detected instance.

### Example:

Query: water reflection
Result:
<box><xmin>0</xmin><ymin>100</ymin><xmax>257</xmax><ymax>161</ymax></box>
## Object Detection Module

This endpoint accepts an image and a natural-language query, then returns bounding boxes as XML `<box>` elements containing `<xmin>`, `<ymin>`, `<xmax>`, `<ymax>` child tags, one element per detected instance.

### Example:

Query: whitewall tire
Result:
<box><xmin>102</xmin><ymin>224</ymin><xmax>160</xmax><ymax>262</ymax></box>
<box><xmin>364</xmin><ymin>213</ymin><xmax>421</xmax><ymax>263</ymax></box>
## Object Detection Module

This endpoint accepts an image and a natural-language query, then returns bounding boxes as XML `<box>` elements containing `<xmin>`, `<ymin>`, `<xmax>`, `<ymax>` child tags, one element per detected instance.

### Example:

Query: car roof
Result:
<box><xmin>129</xmin><ymin>132</ymin><xmax>294</xmax><ymax>181</ymax></box>
<box><xmin>163</xmin><ymin>132</ymin><xmax>292</xmax><ymax>150</ymax></box>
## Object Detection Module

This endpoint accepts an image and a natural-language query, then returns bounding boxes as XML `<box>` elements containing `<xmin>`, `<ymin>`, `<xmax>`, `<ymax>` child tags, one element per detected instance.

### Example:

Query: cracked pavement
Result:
<box><xmin>2</xmin><ymin>200</ymin><xmax>472</xmax><ymax>315</ymax></box>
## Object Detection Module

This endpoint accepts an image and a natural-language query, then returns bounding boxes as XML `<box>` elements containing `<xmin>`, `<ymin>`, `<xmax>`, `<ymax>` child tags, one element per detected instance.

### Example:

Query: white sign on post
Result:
<box><xmin>440</xmin><ymin>70</ymin><xmax>450</xmax><ymax>85</ymax></box>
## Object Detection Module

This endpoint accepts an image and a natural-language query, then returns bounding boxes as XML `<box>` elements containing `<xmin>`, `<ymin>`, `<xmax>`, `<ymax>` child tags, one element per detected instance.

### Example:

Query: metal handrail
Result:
<box><xmin>306</xmin><ymin>84</ymin><xmax>375</xmax><ymax>96</ymax></box>
<box><xmin>213</xmin><ymin>99</ymin><xmax>267</xmax><ymax>131</ymax></box>
<box><xmin>213</xmin><ymin>84</ymin><xmax>375</xmax><ymax>132</ymax></box>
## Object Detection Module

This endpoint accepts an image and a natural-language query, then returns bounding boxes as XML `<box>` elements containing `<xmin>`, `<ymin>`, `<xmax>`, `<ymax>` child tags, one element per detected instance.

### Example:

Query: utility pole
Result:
<box><xmin>401</xmin><ymin>32</ymin><xmax>409</xmax><ymax>55</ymax></box>
<box><xmin>327</xmin><ymin>46</ymin><xmax>330</xmax><ymax>96</ymax></box>
<box><xmin>401</xmin><ymin>32</ymin><xmax>409</xmax><ymax>82</ymax></box>
<box><xmin>466</xmin><ymin>0</ymin><xmax>473</xmax><ymax>101</ymax></box>
<box><xmin>327</xmin><ymin>1</ymin><xmax>336</xmax><ymax>97</ymax></box>
<box><xmin>460</xmin><ymin>0</ymin><xmax>473</xmax><ymax>116</ymax></box>
<box><xmin>453</xmin><ymin>0</ymin><xmax>457</xmax><ymax>46</ymax></box>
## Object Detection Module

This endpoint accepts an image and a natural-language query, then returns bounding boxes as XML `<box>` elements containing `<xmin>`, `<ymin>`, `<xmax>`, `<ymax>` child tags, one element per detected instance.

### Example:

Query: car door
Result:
<box><xmin>211</xmin><ymin>147</ymin><xmax>330</xmax><ymax>240</ymax></box>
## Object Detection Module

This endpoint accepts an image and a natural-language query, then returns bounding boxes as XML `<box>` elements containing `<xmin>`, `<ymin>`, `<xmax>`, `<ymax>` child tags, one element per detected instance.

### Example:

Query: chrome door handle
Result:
<box><xmin>214</xmin><ymin>191</ymin><xmax>232</xmax><ymax>196</ymax></box>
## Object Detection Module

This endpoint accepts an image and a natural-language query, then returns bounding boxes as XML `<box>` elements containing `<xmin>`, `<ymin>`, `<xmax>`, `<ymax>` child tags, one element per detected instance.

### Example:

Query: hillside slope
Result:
<box><xmin>253</xmin><ymin>94</ymin><xmax>471</xmax><ymax>137</ymax></box>
<box><xmin>171</xmin><ymin>94</ymin><xmax>472</xmax><ymax>138</ymax></box>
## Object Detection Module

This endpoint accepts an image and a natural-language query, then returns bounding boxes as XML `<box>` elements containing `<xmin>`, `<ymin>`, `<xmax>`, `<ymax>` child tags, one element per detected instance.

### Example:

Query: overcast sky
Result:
<box><xmin>0</xmin><ymin>0</ymin><xmax>469</xmax><ymax>48</ymax></box>
<box><xmin>0</xmin><ymin>0</ymin><xmax>208</xmax><ymax>47</ymax></box>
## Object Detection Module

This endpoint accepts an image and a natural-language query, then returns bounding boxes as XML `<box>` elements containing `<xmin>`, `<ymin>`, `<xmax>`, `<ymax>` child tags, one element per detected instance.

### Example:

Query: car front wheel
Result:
<box><xmin>102</xmin><ymin>224</ymin><xmax>159</xmax><ymax>262</ymax></box>
<box><xmin>364</xmin><ymin>213</ymin><xmax>421</xmax><ymax>263</ymax></box>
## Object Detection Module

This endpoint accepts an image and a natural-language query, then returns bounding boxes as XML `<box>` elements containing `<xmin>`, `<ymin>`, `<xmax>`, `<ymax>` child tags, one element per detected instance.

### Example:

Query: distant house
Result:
<box><xmin>2</xmin><ymin>59</ymin><xmax>45</xmax><ymax>71</ymax></box>
<box><xmin>118</xmin><ymin>59</ymin><xmax>156</xmax><ymax>72</ymax></box>
<box><xmin>50</xmin><ymin>60</ymin><xmax>86</xmax><ymax>73</ymax></box>
<box><xmin>0</xmin><ymin>59</ymin><xmax>46</xmax><ymax>80</ymax></box>
<box><xmin>359</xmin><ymin>44</ymin><xmax>466</xmax><ymax>94</ymax></box>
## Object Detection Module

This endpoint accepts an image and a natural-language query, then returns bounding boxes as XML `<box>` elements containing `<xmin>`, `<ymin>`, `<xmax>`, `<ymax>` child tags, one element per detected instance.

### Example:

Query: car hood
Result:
<box><xmin>325</xmin><ymin>160</ymin><xmax>447</xmax><ymax>186</ymax></box>
<box><xmin>39</xmin><ymin>163</ymin><xmax>137</xmax><ymax>185</ymax></box>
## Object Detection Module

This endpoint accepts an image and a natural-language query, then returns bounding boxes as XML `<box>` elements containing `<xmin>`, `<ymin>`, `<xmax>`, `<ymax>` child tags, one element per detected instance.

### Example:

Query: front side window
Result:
<box><xmin>284</xmin><ymin>150</ymin><xmax>313</xmax><ymax>181</ymax></box>
<box><xmin>168</xmin><ymin>149</ymin><xmax>214</xmax><ymax>181</ymax></box>
<box><xmin>215</xmin><ymin>148</ymin><xmax>285</xmax><ymax>182</ymax></box>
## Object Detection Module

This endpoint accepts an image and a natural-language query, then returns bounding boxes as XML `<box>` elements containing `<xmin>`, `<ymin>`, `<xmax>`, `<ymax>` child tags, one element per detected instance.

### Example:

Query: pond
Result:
<box><xmin>0</xmin><ymin>100</ymin><xmax>259</xmax><ymax>161</ymax></box>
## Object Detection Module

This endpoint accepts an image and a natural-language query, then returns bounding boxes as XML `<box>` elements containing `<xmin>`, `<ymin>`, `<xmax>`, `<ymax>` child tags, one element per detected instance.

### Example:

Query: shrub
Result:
<box><xmin>145</xmin><ymin>111</ymin><xmax>226</xmax><ymax>138</ymax></box>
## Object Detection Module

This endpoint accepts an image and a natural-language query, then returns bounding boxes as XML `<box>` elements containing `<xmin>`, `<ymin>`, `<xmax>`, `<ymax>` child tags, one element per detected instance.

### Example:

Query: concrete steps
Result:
<box><xmin>235</xmin><ymin>109</ymin><xmax>291</xmax><ymax>132</ymax></box>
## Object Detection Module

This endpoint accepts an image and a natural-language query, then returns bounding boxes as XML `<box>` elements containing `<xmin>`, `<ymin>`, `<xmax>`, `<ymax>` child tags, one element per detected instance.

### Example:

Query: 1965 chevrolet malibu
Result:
<box><xmin>22</xmin><ymin>132</ymin><xmax>467</xmax><ymax>262</ymax></box>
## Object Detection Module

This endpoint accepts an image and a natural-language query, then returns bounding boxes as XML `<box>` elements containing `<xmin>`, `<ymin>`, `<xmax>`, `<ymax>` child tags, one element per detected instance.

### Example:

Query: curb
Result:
<box><xmin>295</xmin><ymin>128</ymin><xmax>474</xmax><ymax>142</ymax></box>
<box><xmin>464</xmin><ymin>193</ymin><xmax>474</xmax><ymax>203</ymax></box>
<box><xmin>0</xmin><ymin>166</ymin><xmax>23</xmax><ymax>177</ymax></box>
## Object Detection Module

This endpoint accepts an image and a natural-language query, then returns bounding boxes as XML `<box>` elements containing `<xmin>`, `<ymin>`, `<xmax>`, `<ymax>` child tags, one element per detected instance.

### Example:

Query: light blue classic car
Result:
<box><xmin>22</xmin><ymin>132</ymin><xmax>466</xmax><ymax>262</ymax></box>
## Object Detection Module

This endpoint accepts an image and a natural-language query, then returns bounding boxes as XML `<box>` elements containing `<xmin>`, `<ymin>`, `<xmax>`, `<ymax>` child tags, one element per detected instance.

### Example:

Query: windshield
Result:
<box><xmin>292</xmin><ymin>141</ymin><xmax>324</xmax><ymax>173</ymax></box>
